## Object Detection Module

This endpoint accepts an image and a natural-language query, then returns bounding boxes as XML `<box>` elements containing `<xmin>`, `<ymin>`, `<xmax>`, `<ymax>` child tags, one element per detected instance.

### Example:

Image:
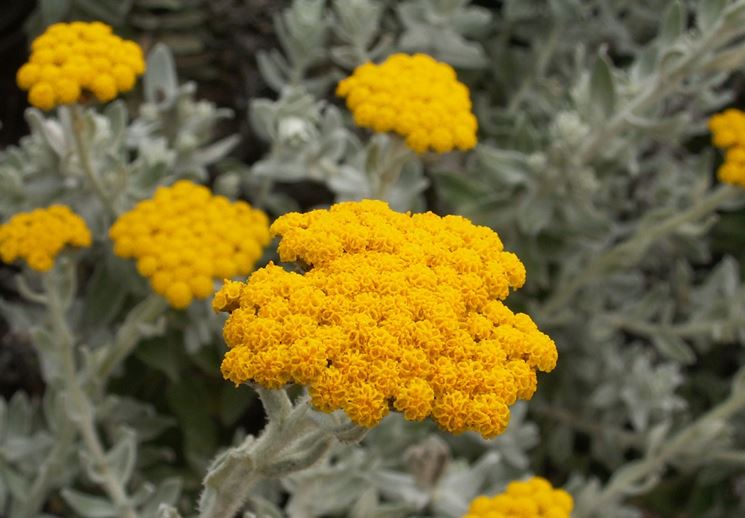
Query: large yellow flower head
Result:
<box><xmin>464</xmin><ymin>477</ymin><xmax>574</xmax><ymax>518</ymax></box>
<box><xmin>0</xmin><ymin>205</ymin><xmax>92</xmax><ymax>272</ymax></box>
<box><xmin>109</xmin><ymin>180</ymin><xmax>270</xmax><ymax>310</ymax></box>
<box><xmin>16</xmin><ymin>21</ymin><xmax>146</xmax><ymax>111</ymax></box>
<box><xmin>336</xmin><ymin>53</ymin><xmax>478</xmax><ymax>154</ymax></box>
<box><xmin>708</xmin><ymin>108</ymin><xmax>745</xmax><ymax>187</ymax></box>
<box><xmin>214</xmin><ymin>200</ymin><xmax>557</xmax><ymax>438</ymax></box>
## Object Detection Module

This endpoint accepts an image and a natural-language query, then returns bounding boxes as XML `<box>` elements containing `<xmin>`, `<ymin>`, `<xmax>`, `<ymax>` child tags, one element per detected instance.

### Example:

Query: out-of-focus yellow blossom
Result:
<box><xmin>464</xmin><ymin>477</ymin><xmax>574</xmax><ymax>518</ymax></box>
<box><xmin>16</xmin><ymin>21</ymin><xmax>146</xmax><ymax>110</ymax></box>
<box><xmin>110</xmin><ymin>180</ymin><xmax>270</xmax><ymax>310</ymax></box>
<box><xmin>336</xmin><ymin>53</ymin><xmax>478</xmax><ymax>154</ymax></box>
<box><xmin>708</xmin><ymin>108</ymin><xmax>745</xmax><ymax>187</ymax></box>
<box><xmin>0</xmin><ymin>205</ymin><xmax>92</xmax><ymax>272</ymax></box>
<box><xmin>214</xmin><ymin>200</ymin><xmax>557</xmax><ymax>438</ymax></box>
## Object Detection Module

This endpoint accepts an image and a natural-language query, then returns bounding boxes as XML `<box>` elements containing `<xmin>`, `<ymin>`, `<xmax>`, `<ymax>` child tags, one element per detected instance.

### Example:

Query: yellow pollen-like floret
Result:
<box><xmin>336</xmin><ymin>53</ymin><xmax>478</xmax><ymax>154</ymax></box>
<box><xmin>215</xmin><ymin>200</ymin><xmax>557</xmax><ymax>438</ymax></box>
<box><xmin>463</xmin><ymin>477</ymin><xmax>574</xmax><ymax>518</ymax></box>
<box><xmin>0</xmin><ymin>205</ymin><xmax>92</xmax><ymax>272</ymax></box>
<box><xmin>17</xmin><ymin>21</ymin><xmax>146</xmax><ymax>110</ymax></box>
<box><xmin>709</xmin><ymin>108</ymin><xmax>745</xmax><ymax>187</ymax></box>
<box><xmin>109</xmin><ymin>180</ymin><xmax>270</xmax><ymax>310</ymax></box>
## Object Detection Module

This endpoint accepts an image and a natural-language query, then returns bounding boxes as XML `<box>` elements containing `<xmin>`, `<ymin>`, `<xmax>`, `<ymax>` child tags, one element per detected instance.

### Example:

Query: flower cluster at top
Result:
<box><xmin>110</xmin><ymin>180</ymin><xmax>270</xmax><ymax>310</ymax></box>
<box><xmin>464</xmin><ymin>477</ymin><xmax>574</xmax><ymax>518</ymax></box>
<box><xmin>0</xmin><ymin>205</ymin><xmax>92</xmax><ymax>272</ymax></box>
<box><xmin>16</xmin><ymin>21</ymin><xmax>146</xmax><ymax>111</ymax></box>
<box><xmin>336</xmin><ymin>53</ymin><xmax>478</xmax><ymax>154</ymax></box>
<box><xmin>214</xmin><ymin>200</ymin><xmax>557</xmax><ymax>438</ymax></box>
<box><xmin>708</xmin><ymin>108</ymin><xmax>745</xmax><ymax>187</ymax></box>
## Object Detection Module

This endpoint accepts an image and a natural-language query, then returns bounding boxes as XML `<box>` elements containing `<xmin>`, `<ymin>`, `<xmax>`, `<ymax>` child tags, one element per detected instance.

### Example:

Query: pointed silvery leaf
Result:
<box><xmin>659</xmin><ymin>1</ymin><xmax>686</xmax><ymax>45</ymax></box>
<box><xmin>140</xmin><ymin>478</ymin><xmax>182</xmax><ymax>516</ymax></box>
<box><xmin>144</xmin><ymin>44</ymin><xmax>179</xmax><ymax>105</ymax></box>
<box><xmin>697</xmin><ymin>0</ymin><xmax>726</xmax><ymax>31</ymax></box>
<box><xmin>651</xmin><ymin>333</ymin><xmax>696</xmax><ymax>365</ymax></box>
<box><xmin>590</xmin><ymin>52</ymin><xmax>616</xmax><ymax>118</ymax></box>
<box><xmin>107</xmin><ymin>428</ymin><xmax>137</xmax><ymax>485</ymax></box>
<box><xmin>61</xmin><ymin>489</ymin><xmax>118</xmax><ymax>518</ymax></box>
<box><xmin>6</xmin><ymin>392</ymin><xmax>32</xmax><ymax>439</ymax></box>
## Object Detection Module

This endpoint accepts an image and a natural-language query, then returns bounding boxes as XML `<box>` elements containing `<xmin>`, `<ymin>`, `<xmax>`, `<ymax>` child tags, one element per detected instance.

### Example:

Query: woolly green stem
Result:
<box><xmin>198</xmin><ymin>388</ymin><xmax>367</xmax><ymax>518</ymax></box>
<box><xmin>95</xmin><ymin>294</ymin><xmax>168</xmax><ymax>383</ymax></box>
<box><xmin>70</xmin><ymin>105</ymin><xmax>117</xmax><ymax>217</ymax></box>
<box><xmin>542</xmin><ymin>185</ymin><xmax>741</xmax><ymax>317</ymax></box>
<box><xmin>43</xmin><ymin>269</ymin><xmax>138</xmax><ymax>518</ymax></box>
<box><xmin>373</xmin><ymin>135</ymin><xmax>415</xmax><ymax>199</ymax></box>
<box><xmin>578</xmin><ymin>389</ymin><xmax>745</xmax><ymax>516</ymax></box>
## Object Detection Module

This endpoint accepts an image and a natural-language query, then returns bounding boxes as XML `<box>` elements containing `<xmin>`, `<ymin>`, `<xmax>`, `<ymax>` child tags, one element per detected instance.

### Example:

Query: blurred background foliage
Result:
<box><xmin>1</xmin><ymin>0</ymin><xmax>745</xmax><ymax>516</ymax></box>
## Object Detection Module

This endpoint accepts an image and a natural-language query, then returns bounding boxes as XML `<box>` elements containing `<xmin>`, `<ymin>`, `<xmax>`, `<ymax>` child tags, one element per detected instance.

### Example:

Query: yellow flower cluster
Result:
<box><xmin>0</xmin><ymin>205</ymin><xmax>91</xmax><ymax>272</ymax></box>
<box><xmin>215</xmin><ymin>200</ymin><xmax>557</xmax><ymax>438</ymax></box>
<box><xmin>16</xmin><ymin>21</ymin><xmax>145</xmax><ymax>111</ymax></box>
<box><xmin>464</xmin><ymin>477</ymin><xmax>574</xmax><ymax>518</ymax></box>
<box><xmin>708</xmin><ymin>108</ymin><xmax>745</xmax><ymax>187</ymax></box>
<box><xmin>336</xmin><ymin>53</ymin><xmax>478</xmax><ymax>154</ymax></box>
<box><xmin>110</xmin><ymin>181</ymin><xmax>270</xmax><ymax>310</ymax></box>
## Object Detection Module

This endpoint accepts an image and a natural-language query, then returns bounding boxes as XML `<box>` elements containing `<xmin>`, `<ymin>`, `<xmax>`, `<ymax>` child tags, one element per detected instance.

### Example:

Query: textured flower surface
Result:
<box><xmin>110</xmin><ymin>180</ymin><xmax>270</xmax><ymax>309</ymax></box>
<box><xmin>215</xmin><ymin>200</ymin><xmax>557</xmax><ymax>438</ymax></box>
<box><xmin>16</xmin><ymin>21</ymin><xmax>146</xmax><ymax>110</ymax></box>
<box><xmin>0</xmin><ymin>205</ymin><xmax>92</xmax><ymax>271</ymax></box>
<box><xmin>336</xmin><ymin>53</ymin><xmax>478</xmax><ymax>154</ymax></box>
<box><xmin>464</xmin><ymin>477</ymin><xmax>574</xmax><ymax>518</ymax></box>
<box><xmin>709</xmin><ymin>108</ymin><xmax>745</xmax><ymax>187</ymax></box>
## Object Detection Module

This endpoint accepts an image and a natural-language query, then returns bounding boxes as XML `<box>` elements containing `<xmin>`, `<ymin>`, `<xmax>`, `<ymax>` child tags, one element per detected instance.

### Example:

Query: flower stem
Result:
<box><xmin>70</xmin><ymin>105</ymin><xmax>117</xmax><ymax>217</ymax></box>
<box><xmin>95</xmin><ymin>294</ymin><xmax>168</xmax><ymax>382</ymax></box>
<box><xmin>198</xmin><ymin>388</ymin><xmax>367</xmax><ymax>518</ymax></box>
<box><xmin>43</xmin><ymin>268</ymin><xmax>138</xmax><ymax>518</ymax></box>
<box><xmin>541</xmin><ymin>185</ymin><xmax>740</xmax><ymax>318</ymax></box>
<box><xmin>578</xmin><ymin>389</ymin><xmax>745</xmax><ymax>516</ymax></box>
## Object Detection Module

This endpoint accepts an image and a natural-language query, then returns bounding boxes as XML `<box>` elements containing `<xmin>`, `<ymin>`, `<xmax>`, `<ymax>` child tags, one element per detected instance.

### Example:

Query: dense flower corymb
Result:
<box><xmin>336</xmin><ymin>53</ymin><xmax>478</xmax><ymax>154</ymax></box>
<box><xmin>708</xmin><ymin>108</ymin><xmax>745</xmax><ymax>187</ymax></box>
<box><xmin>464</xmin><ymin>477</ymin><xmax>574</xmax><ymax>518</ymax></box>
<box><xmin>0</xmin><ymin>205</ymin><xmax>92</xmax><ymax>272</ymax></box>
<box><xmin>16</xmin><ymin>21</ymin><xmax>145</xmax><ymax>111</ymax></box>
<box><xmin>110</xmin><ymin>180</ymin><xmax>270</xmax><ymax>309</ymax></box>
<box><xmin>215</xmin><ymin>200</ymin><xmax>557</xmax><ymax>438</ymax></box>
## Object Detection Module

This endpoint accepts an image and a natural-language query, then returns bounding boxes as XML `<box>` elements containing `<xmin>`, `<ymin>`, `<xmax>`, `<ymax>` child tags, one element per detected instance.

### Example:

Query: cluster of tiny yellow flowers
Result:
<box><xmin>464</xmin><ymin>477</ymin><xmax>574</xmax><ymax>518</ymax></box>
<box><xmin>708</xmin><ymin>108</ymin><xmax>745</xmax><ymax>187</ymax></box>
<box><xmin>110</xmin><ymin>180</ymin><xmax>270</xmax><ymax>310</ymax></box>
<box><xmin>16</xmin><ymin>21</ymin><xmax>145</xmax><ymax>111</ymax></box>
<box><xmin>336</xmin><ymin>53</ymin><xmax>478</xmax><ymax>154</ymax></box>
<box><xmin>0</xmin><ymin>205</ymin><xmax>92</xmax><ymax>272</ymax></box>
<box><xmin>214</xmin><ymin>200</ymin><xmax>557</xmax><ymax>438</ymax></box>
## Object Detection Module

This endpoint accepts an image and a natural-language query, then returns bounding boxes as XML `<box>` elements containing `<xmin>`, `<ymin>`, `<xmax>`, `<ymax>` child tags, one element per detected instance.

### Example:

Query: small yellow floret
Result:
<box><xmin>110</xmin><ymin>180</ymin><xmax>270</xmax><ymax>310</ymax></box>
<box><xmin>337</xmin><ymin>53</ymin><xmax>478</xmax><ymax>153</ymax></box>
<box><xmin>90</xmin><ymin>74</ymin><xmax>117</xmax><ymax>102</ymax></box>
<box><xmin>465</xmin><ymin>477</ymin><xmax>573</xmax><ymax>518</ymax></box>
<box><xmin>17</xmin><ymin>21</ymin><xmax>145</xmax><ymax>110</ymax></box>
<box><xmin>215</xmin><ymin>200</ymin><xmax>557</xmax><ymax>437</ymax></box>
<box><xmin>0</xmin><ymin>205</ymin><xmax>92</xmax><ymax>271</ymax></box>
<box><xmin>709</xmin><ymin>108</ymin><xmax>745</xmax><ymax>187</ymax></box>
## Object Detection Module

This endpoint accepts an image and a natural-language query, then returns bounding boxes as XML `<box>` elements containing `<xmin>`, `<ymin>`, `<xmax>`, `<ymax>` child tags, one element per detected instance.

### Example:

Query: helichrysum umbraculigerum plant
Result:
<box><xmin>215</xmin><ymin>200</ymin><xmax>557</xmax><ymax>437</ymax></box>
<box><xmin>110</xmin><ymin>180</ymin><xmax>270</xmax><ymax>309</ymax></box>
<box><xmin>336</xmin><ymin>53</ymin><xmax>478</xmax><ymax>153</ymax></box>
<box><xmin>0</xmin><ymin>205</ymin><xmax>92</xmax><ymax>271</ymax></box>
<box><xmin>709</xmin><ymin>108</ymin><xmax>745</xmax><ymax>187</ymax></box>
<box><xmin>16</xmin><ymin>21</ymin><xmax>145</xmax><ymax>110</ymax></box>
<box><xmin>464</xmin><ymin>477</ymin><xmax>573</xmax><ymax>518</ymax></box>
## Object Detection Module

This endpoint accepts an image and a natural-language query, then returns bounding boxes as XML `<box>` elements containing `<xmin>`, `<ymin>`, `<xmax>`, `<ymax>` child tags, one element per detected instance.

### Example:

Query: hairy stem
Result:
<box><xmin>70</xmin><ymin>105</ymin><xmax>117</xmax><ymax>216</ymax></box>
<box><xmin>579</xmin><ymin>390</ymin><xmax>745</xmax><ymax>516</ymax></box>
<box><xmin>95</xmin><ymin>294</ymin><xmax>168</xmax><ymax>383</ymax></box>
<box><xmin>542</xmin><ymin>185</ymin><xmax>740</xmax><ymax>317</ymax></box>
<box><xmin>44</xmin><ymin>270</ymin><xmax>137</xmax><ymax>518</ymax></box>
<box><xmin>199</xmin><ymin>388</ymin><xmax>366</xmax><ymax>518</ymax></box>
